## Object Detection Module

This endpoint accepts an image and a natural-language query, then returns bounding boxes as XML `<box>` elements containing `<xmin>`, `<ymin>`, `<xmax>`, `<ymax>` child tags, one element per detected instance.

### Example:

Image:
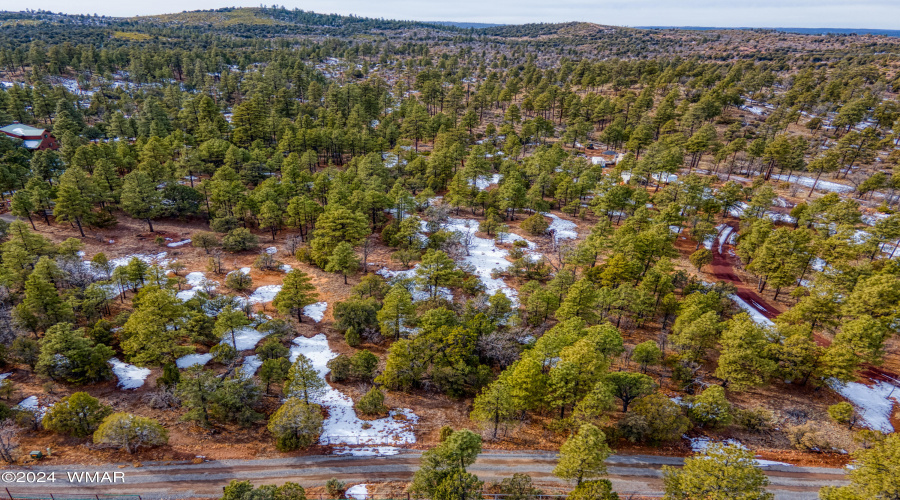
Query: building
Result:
<box><xmin>0</xmin><ymin>123</ymin><xmax>59</xmax><ymax>150</ymax></box>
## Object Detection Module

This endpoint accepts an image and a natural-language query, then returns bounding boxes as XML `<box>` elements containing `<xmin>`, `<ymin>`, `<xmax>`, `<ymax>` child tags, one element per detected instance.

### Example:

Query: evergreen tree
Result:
<box><xmin>121</xmin><ymin>171</ymin><xmax>162</xmax><ymax>232</ymax></box>
<box><xmin>273</xmin><ymin>269</ymin><xmax>319</xmax><ymax>323</ymax></box>
<box><xmin>553</xmin><ymin>424</ymin><xmax>613</xmax><ymax>486</ymax></box>
<box><xmin>285</xmin><ymin>354</ymin><xmax>326</xmax><ymax>404</ymax></box>
<box><xmin>42</xmin><ymin>392</ymin><xmax>111</xmax><ymax>438</ymax></box>
<box><xmin>267</xmin><ymin>397</ymin><xmax>323</xmax><ymax>451</ymax></box>
<box><xmin>663</xmin><ymin>443</ymin><xmax>772</xmax><ymax>500</ymax></box>
<box><xmin>324</xmin><ymin>242</ymin><xmax>359</xmax><ymax>284</ymax></box>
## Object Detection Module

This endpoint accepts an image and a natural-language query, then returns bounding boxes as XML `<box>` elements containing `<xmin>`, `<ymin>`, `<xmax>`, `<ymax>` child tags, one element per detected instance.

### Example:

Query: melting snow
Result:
<box><xmin>175</xmin><ymin>353</ymin><xmax>213</xmax><ymax>369</ymax></box>
<box><xmin>240</xmin><ymin>355</ymin><xmax>263</xmax><ymax>378</ymax></box>
<box><xmin>167</xmin><ymin>239</ymin><xmax>191</xmax><ymax>248</ymax></box>
<box><xmin>0</xmin><ymin>373</ymin><xmax>10</xmax><ymax>381</ymax></box>
<box><xmin>445</xmin><ymin>218</ymin><xmax>519</xmax><ymax>301</ymax></box>
<box><xmin>108</xmin><ymin>358</ymin><xmax>151</xmax><ymax>390</ymax></box>
<box><xmin>470</xmin><ymin>174</ymin><xmax>502</xmax><ymax>190</ymax></box>
<box><xmin>830</xmin><ymin>380</ymin><xmax>899</xmax><ymax>433</ymax></box>
<box><xmin>289</xmin><ymin>334</ymin><xmax>418</xmax><ymax>449</ymax></box>
<box><xmin>718</xmin><ymin>226</ymin><xmax>734</xmax><ymax>254</ymax></box>
<box><xmin>730</xmin><ymin>295</ymin><xmax>775</xmax><ymax>327</ymax></box>
<box><xmin>16</xmin><ymin>396</ymin><xmax>52</xmax><ymax>418</ymax></box>
<box><xmin>377</xmin><ymin>266</ymin><xmax>454</xmax><ymax>302</ymax></box>
<box><xmin>770</xmin><ymin>174</ymin><xmax>854</xmax><ymax>194</ymax></box>
<box><xmin>303</xmin><ymin>302</ymin><xmax>328</xmax><ymax>323</ymax></box>
<box><xmin>109</xmin><ymin>252</ymin><xmax>170</xmax><ymax>269</ymax></box>
<box><xmin>346</xmin><ymin>484</ymin><xmax>369</xmax><ymax>499</ymax></box>
<box><xmin>246</xmin><ymin>285</ymin><xmax>282</xmax><ymax>304</ymax></box>
<box><xmin>265</xmin><ymin>247</ymin><xmax>278</xmax><ymax>255</ymax></box>
<box><xmin>547</xmin><ymin>213</ymin><xmax>578</xmax><ymax>240</ymax></box>
<box><xmin>221</xmin><ymin>326</ymin><xmax>266</xmax><ymax>351</ymax></box>
<box><xmin>281</xmin><ymin>264</ymin><xmax>292</xmax><ymax>273</ymax></box>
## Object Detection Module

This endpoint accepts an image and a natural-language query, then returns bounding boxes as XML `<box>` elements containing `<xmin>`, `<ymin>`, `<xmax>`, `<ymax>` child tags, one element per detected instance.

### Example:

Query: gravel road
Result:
<box><xmin>2</xmin><ymin>450</ymin><xmax>847</xmax><ymax>499</ymax></box>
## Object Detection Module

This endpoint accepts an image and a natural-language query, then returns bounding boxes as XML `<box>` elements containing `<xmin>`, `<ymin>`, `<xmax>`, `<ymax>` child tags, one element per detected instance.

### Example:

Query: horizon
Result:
<box><xmin>7</xmin><ymin>1</ymin><xmax>900</xmax><ymax>31</ymax></box>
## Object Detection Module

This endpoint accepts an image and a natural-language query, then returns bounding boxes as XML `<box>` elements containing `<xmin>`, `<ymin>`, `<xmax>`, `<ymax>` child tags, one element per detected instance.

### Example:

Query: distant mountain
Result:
<box><xmin>639</xmin><ymin>26</ymin><xmax>900</xmax><ymax>38</ymax></box>
<box><xmin>428</xmin><ymin>21</ymin><xmax>505</xmax><ymax>29</ymax></box>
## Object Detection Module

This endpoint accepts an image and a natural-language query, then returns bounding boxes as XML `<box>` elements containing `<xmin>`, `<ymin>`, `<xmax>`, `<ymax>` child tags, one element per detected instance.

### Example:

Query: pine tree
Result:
<box><xmin>715</xmin><ymin>314</ymin><xmax>777</xmax><ymax>390</ymax></box>
<box><xmin>121</xmin><ymin>171</ymin><xmax>162</xmax><ymax>232</ymax></box>
<box><xmin>53</xmin><ymin>166</ymin><xmax>94</xmax><ymax>237</ymax></box>
<box><xmin>470</xmin><ymin>380</ymin><xmax>515</xmax><ymax>440</ymax></box>
<box><xmin>416</xmin><ymin>249</ymin><xmax>463</xmax><ymax>301</ymax></box>
<box><xmin>553</xmin><ymin>424</ymin><xmax>612</xmax><ymax>486</ymax></box>
<box><xmin>285</xmin><ymin>354</ymin><xmax>326</xmax><ymax>404</ymax></box>
<box><xmin>273</xmin><ymin>269</ymin><xmax>319</xmax><ymax>323</ymax></box>
<box><xmin>378</xmin><ymin>284</ymin><xmax>416</xmax><ymax>340</ymax></box>
<box><xmin>663</xmin><ymin>444</ymin><xmax>772</xmax><ymax>500</ymax></box>
<box><xmin>267</xmin><ymin>397</ymin><xmax>323</xmax><ymax>451</ymax></box>
<box><xmin>324</xmin><ymin>242</ymin><xmax>359</xmax><ymax>284</ymax></box>
<box><xmin>214</xmin><ymin>307</ymin><xmax>251</xmax><ymax>352</ymax></box>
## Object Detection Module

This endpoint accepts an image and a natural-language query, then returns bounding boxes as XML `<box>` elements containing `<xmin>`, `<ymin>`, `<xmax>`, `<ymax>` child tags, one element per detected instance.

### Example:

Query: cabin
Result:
<box><xmin>0</xmin><ymin>123</ymin><xmax>59</xmax><ymax>150</ymax></box>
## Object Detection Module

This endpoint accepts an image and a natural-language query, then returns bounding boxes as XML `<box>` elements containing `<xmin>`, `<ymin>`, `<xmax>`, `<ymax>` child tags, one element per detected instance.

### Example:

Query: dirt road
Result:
<box><xmin>2</xmin><ymin>451</ymin><xmax>847</xmax><ymax>500</ymax></box>
<box><xmin>710</xmin><ymin>221</ymin><xmax>781</xmax><ymax>321</ymax></box>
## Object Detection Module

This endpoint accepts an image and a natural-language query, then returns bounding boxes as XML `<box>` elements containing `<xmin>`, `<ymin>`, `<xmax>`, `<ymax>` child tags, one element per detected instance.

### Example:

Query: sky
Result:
<box><xmin>16</xmin><ymin>0</ymin><xmax>900</xmax><ymax>30</ymax></box>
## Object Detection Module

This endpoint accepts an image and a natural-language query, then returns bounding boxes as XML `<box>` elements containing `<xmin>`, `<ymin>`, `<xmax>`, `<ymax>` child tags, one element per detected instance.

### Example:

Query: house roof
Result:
<box><xmin>0</xmin><ymin>123</ymin><xmax>46</xmax><ymax>137</ymax></box>
<box><xmin>23</xmin><ymin>140</ymin><xmax>43</xmax><ymax>149</ymax></box>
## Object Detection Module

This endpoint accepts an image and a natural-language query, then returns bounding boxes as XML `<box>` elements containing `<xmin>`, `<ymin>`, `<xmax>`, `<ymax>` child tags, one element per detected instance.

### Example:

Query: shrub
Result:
<box><xmin>627</xmin><ymin>393</ymin><xmax>690</xmax><ymax>444</ymax></box>
<box><xmin>350</xmin><ymin>350</ymin><xmax>379</xmax><ymax>381</ymax></box>
<box><xmin>344</xmin><ymin>327</ymin><xmax>361</xmax><ymax>347</ymax></box>
<box><xmin>787</xmin><ymin>423</ymin><xmax>834</xmax><ymax>452</ymax></box>
<box><xmin>355</xmin><ymin>387</ymin><xmax>388</xmax><ymax>416</ymax></box>
<box><xmin>93</xmin><ymin>413</ymin><xmax>168</xmax><ymax>453</ymax></box>
<box><xmin>520</xmin><ymin>213</ymin><xmax>549</xmax><ymax>235</ymax></box>
<box><xmin>225</xmin><ymin>270</ymin><xmax>252</xmax><ymax>291</ymax></box>
<box><xmin>439</xmin><ymin>426</ymin><xmax>454</xmax><ymax>442</ymax></box>
<box><xmin>254</xmin><ymin>252</ymin><xmax>280</xmax><ymax>271</ymax></box>
<box><xmin>267</xmin><ymin>398</ymin><xmax>323</xmax><ymax>451</ymax></box>
<box><xmin>334</xmin><ymin>298</ymin><xmax>380</xmax><ymax>335</ymax></box>
<box><xmin>497</xmin><ymin>473</ymin><xmax>543</xmax><ymax>499</ymax></box>
<box><xmin>326</xmin><ymin>355</ymin><xmax>352</xmax><ymax>382</ymax></box>
<box><xmin>566</xmin><ymin>480</ymin><xmax>619</xmax><ymax>500</ymax></box>
<box><xmin>828</xmin><ymin>402</ymin><xmax>858</xmax><ymax>429</ymax></box>
<box><xmin>734</xmin><ymin>407</ymin><xmax>773</xmax><ymax>432</ymax></box>
<box><xmin>222</xmin><ymin>228</ymin><xmax>259</xmax><ymax>252</ymax></box>
<box><xmin>688</xmin><ymin>385</ymin><xmax>733</xmax><ymax>429</ymax></box>
<box><xmin>325</xmin><ymin>478</ymin><xmax>345</xmax><ymax>498</ymax></box>
<box><xmin>210</xmin><ymin>216</ymin><xmax>241</xmax><ymax>233</ymax></box>
<box><xmin>42</xmin><ymin>392</ymin><xmax>111</xmax><ymax>438</ymax></box>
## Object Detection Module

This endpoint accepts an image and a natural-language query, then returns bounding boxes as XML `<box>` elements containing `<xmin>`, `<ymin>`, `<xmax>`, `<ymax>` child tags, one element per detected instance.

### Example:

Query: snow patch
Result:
<box><xmin>175</xmin><ymin>353</ymin><xmax>213</xmax><ymax>369</ymax></box>
<box><xmin>108</xmin><ymin>358</ymin><xmax>151</xmax><ymax>390</ymax></box>
<box><xmin>265</xmin><ymin>246</ymin><xmax>278</xmax><ymax>255</ymax></box>
<box><xmin>246</xmin><ymin>285</ymin><xmax>282</xmax><ymax>304</ymax></box>
<box><xmin>346</xmin><ymin>484</ymin><xmax>369</xmax><ymax>499</ymax></box>
<box><xmin>289</xmin><ymin>334</ymin><xmax>418</xmax><ymax>447</ymax></box>
<box><xmin>240</xmin><ymin>355</ymin><xmax>263</xmax><ymax>378</ymax></box>
<box><xmin>469</xmin><ymin>174</ymin><xmax>502</xmax><ymax>190</ymax></box>
<box><xmin>303</xmin><ymin>302</ymin><xmax>328</xmax><ymax>323</ymax></box>
<box><xmin>770</xmin><ymin>174</ymin><xmax>854</xmax><ymax>194</ymax></box>
<box><xmin>830</xmin><ymin>380</ymin><xmax>899</xmax><ymax>433</ymax></box>
<box><xmin>167</xmin><ymin>239</ymin><xmax>191</xmax><ymax>248</ymax></box>
<box><xmin>16</xmin><ymin>396</ymin><xmax>52</xmax><ymax>418</ymax></box>
<box><xmin>547</xmin><ymin>213</ymin><xmax>578</xmax><ymax>240</ymax></box>
<box><xmin>333</xmin><ymin>446</ymin><xmax>401</xmax><ymax>457</ymax></box>
<box><xmin>220</xmin><ymin>326</ymin><xmax>266</xmax><ymax>351</ymax></box>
